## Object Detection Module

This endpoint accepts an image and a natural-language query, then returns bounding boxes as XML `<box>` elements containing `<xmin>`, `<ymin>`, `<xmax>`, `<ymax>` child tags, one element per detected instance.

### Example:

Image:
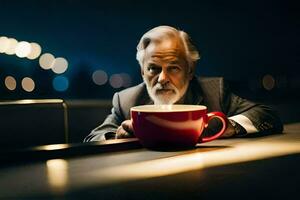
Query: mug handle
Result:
<box><xmin>200</xmin><ymin>111</ymin><xmax>228</xmax><ymax>143</ymax></box>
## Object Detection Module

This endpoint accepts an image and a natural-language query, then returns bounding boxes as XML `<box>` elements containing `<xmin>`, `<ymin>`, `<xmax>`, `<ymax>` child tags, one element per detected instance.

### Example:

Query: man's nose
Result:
<box><xmin>157</xmin><ymin>70</ymin><xmax>169</xmax><ymax>84</ymax></box>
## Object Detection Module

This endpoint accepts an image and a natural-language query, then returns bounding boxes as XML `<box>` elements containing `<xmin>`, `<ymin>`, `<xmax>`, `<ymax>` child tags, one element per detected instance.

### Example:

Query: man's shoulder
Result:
<box><xmin>192</xmin><ymin>76</ymin><xmax>227</xmax><ymax>111</ymax></box>
<box><xmin>117</xmin><ymin>82</ymin><xmax>146</xmax><ymax>98</ymax></box>
<box><xmin>197</xmin><ymin>76</ymin><xmax>224</xmax><ymax>85</ymax></box>
<box><xmin>193</xmin><ymin>76</ymin><xmax>225</xmax><ymax>92</ymax></box>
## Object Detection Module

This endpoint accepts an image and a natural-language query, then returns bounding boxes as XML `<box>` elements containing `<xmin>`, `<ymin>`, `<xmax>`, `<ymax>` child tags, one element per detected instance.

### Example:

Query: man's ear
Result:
<box><xmin>140</xmin><ymin>66</ymin><xmax>144</xmax><ymax>76</ymax></box>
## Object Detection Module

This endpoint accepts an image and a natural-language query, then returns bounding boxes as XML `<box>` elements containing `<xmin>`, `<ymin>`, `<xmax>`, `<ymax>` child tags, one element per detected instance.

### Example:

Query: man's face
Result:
<box><xmin>142</xmin><ymin>38</ymin><xmax>192</xmax><ymax>105</ymax></box>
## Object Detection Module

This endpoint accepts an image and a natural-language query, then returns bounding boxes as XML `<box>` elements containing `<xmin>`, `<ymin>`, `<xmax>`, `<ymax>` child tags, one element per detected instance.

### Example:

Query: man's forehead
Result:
<box><xmin>145</xmin><ymin>39</ymin><xmax>186</xmax><ymax>63</ymax></box>
<box><xmin>149</xmin><ymin>54</ymin><xmax>182</xmax><ymax>64</ymax></box>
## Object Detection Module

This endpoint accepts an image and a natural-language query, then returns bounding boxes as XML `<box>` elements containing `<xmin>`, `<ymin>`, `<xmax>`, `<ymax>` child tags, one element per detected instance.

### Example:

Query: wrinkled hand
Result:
<box><xmin>203</xmin><ymin>117</ymin><xmax>236</xmax><ymax>139</ymax></box>
<box><xmin>116</xmin><ymin>119</ymin><xmax>134</xmax><ymax>139</ymax></box>
<box><xmin>219</xmin><ymin>120</ymin><xmax>236</xmax><ymax>138</ymax></box>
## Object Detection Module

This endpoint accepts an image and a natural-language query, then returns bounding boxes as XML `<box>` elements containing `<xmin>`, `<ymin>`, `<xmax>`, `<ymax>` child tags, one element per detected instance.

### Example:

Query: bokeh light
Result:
<box><xmin>27</xmin><ymin>42</ymin><xmax>42</xmax><ymax>59</ymax></box>
<box><xmin>15</xmin><ymin>41</ymin><xmax>32</xmax><ymax>58</ymax></box>
<box><xmin>0</xmin><ymin>36</ymin><xmax>10</xmax><ymax>53</ymax></box>
<box><xmin>262</xmin><ymin>74</ymin><xmax>275</xmax><ymax>91</ymax></box>
<box><xmin>4</xmin><ymin>76</ymin><xmax>17</xmax><ymax>91</ymax></box>
<box><xmin>4</xmin><ymin>38</ymin><xmax>18</xmax><ymax>55</ymax></box>
<box><xmin>21</xmin><ymin>77</ymin><xmax>35</xmax><ymax>92</ymax></box>
<box><xmin>120</xmin><ymin>73</ymin><xmax>132</xmax><ymax>87</ymax></box>
<box><xmin>39</xmin><ymin>53</ymin><xmax>55</xmax><ymax>70</ymax></box>
<box><xmin>109</xmin><ymin>74</ymin><xmax>123</xmax><ymax>88</ymax></box>
<box><xmin>92</xmin><ymin>70</ymin><xmax>108</xmax><ymax>86</ymax></box>
<box><xmin>51</xmin><ymin>57</ymin><xmax>68</xmax><ymax>74</ymax></box>
<box><xmin>52</xmin><ymin>76</ymin><xmax>69</xmax><ymax>92</ymax></box>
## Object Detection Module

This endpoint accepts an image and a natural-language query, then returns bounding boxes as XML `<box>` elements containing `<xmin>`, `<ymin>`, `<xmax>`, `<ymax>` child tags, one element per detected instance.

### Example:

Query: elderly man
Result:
<box><xmin>84</xmin><ymin>26</ymin><xmax>283</xmax><ymax>142</ymax></box>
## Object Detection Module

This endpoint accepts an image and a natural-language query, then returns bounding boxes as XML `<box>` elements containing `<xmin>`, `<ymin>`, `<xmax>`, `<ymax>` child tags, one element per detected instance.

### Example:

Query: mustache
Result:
<box><xmin>153</xmin><ymin>83</ymin><xmax>176</xmax><ymax>90</ymax></box>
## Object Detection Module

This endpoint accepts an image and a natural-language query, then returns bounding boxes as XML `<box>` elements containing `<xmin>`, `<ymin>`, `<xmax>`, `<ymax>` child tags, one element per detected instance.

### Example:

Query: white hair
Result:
<box><xmin>136</xmin><ymin>25</ymin><xmax>200</xmax><ymax>72</ymax></box>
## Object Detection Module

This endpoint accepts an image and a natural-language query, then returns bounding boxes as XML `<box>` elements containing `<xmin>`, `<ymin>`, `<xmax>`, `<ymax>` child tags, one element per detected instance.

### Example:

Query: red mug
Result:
<box><xmin>131</xmin><ymin>105</ymin><xmax>227</xmax><ymax>148</ymax></box>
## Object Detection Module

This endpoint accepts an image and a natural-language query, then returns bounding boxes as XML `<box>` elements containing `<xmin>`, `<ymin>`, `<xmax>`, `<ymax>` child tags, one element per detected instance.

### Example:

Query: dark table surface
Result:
<box><xmin>0</xmin><ymin>123</ymin><xmax>300</xmax><ymax>199</ymax></box>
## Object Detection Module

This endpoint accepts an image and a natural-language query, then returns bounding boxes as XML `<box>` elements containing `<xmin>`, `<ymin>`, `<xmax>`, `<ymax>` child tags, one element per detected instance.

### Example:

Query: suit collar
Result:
<box><xmin>139</xmin><ymin>84</ymin><xmax>154</xmax><ymax>105</ymax></box>
<box><xmin>184</xmin><ymin>77</ymin><xmax>203</xmax><ymax>105</ymax></box>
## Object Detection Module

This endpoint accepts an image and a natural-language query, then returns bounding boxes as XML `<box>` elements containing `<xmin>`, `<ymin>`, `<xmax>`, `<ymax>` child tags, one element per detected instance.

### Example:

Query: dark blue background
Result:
<box><xmin>0</xmin><ymin>0</ymin><xmax>299</xmax><ymax>100</ymax></box>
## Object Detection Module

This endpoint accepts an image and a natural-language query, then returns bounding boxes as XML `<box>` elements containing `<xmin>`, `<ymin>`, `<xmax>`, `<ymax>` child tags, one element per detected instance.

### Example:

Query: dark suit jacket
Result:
<box><xmin>84</xmin><ymin>77</ymin><xmax>283</xmax><ymax>142</ymax></box>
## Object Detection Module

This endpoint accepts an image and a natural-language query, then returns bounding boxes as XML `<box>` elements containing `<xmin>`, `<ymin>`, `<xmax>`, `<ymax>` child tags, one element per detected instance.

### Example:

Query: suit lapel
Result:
<box><xmin>138</xmin><ymin>84</ymin><xmax>154</xmax><ymax>105</ymax></box>
<box><xmin>184</xmin><ymin>77</ymin><xmax>204</xmax><ymax>105</ymax></box>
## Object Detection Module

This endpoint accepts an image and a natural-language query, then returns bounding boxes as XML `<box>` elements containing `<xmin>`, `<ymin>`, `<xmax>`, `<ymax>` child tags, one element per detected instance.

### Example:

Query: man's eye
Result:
<box><xmin>168</xmin><ymin>66</ymin><xmax>180</xmax><ymax>73</ymax></box>
<box><xmin>147</xmin><ymin>66</ymin><xmax>161</xmax><ymax>73</ymax></box>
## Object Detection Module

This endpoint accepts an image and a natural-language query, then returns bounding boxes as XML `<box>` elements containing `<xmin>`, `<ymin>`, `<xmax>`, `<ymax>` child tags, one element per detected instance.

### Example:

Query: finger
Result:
<box><xmin>116</xmin><ymin>126</ymin><xmax>132</xmax><ymax>139</ymax></box>
<box><xmin>219</xmin><ymin>128</ymin><xmax>235</xmax><ymax>138</ymax></box>
<box><xmin>121</xmin><ymin>120</ymin><xmax>133</xmax><ymax>133</ymax></box>
<box><xmin>116</xmin><ymin>126</ymin><xmax>125</xmax><ymax>138</ymax></box>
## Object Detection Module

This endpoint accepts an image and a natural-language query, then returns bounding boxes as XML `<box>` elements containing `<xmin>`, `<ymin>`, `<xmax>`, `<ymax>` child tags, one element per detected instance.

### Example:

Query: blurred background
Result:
<box><xmin>1</xmin><ymin>0</ymin><xmax>299</xmax><ymax>100</ymax></box>
<box><xmin>0</xmin><ymin>0</ymin><xmax>299</xmax><ymax>144</ymax></box>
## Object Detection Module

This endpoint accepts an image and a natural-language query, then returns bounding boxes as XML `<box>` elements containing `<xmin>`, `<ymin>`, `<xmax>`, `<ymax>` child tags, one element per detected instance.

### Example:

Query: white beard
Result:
<box><xmin>144</xmin><ymin>78</ymin><xmax>189</xmax><ymax>105</ymax></box>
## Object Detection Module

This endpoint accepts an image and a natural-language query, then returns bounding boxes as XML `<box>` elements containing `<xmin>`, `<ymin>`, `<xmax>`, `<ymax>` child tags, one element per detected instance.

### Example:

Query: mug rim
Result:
<box><xmin>131</xmin><ymin>104</ymin><xmax>207</xmax><ymax>113</ymax></box>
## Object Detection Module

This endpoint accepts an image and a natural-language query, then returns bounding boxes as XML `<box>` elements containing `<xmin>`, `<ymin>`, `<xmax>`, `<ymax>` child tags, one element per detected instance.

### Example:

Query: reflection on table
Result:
<box><xmin>0</xmin><ymin>123</ymin><xmax>300</xmax><ymax>199</ymax></box>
